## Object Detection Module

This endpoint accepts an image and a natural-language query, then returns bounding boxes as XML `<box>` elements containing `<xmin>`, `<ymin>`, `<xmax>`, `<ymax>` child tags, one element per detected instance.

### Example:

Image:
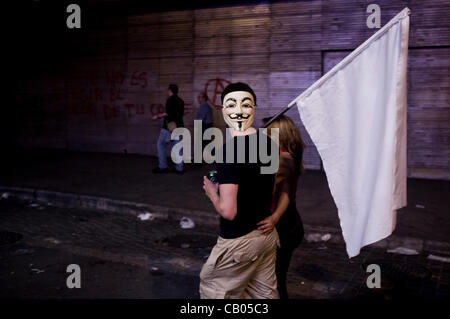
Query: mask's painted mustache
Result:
<box><xmin>229</xmin><ymin>113</ymin><xmax>250</xmax><ymax>120</ymax></box>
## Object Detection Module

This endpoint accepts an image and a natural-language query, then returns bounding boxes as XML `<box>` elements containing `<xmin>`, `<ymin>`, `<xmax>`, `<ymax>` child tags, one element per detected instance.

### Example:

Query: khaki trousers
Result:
<box><xmin>199</xmin><ymin>228</ymin><xmax>280</xmax><ymax>299</ymax></box>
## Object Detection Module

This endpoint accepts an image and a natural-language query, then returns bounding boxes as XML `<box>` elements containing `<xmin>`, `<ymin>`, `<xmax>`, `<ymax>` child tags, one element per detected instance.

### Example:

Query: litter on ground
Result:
<box><xmin>31</xmin><ymin>268</ymin><xmax>45</xmax><ymax>274</ymax></box>
<box><xmin>138</xmin><ymin>212</ymin><xmax>155</xmax><ymax>221</ymax></box>
<box><xmin>427</xmin><ymin>254</ymin><xmax>450</xmax><ymax>263</ymax></box>
<box><xmin>387</xmin><ymin>247</ymin><xmax>420</xmax><ymax>255</ymax></box>
<box><xmin>306</xmin><ymin>233</ymin><xmax>332</xmax><ymax>243</ymax></box>
<box><xmin>1</xmin><ymin>192</ymin><xmax>10</xmax><ymax>200</ymax></box>
<box><xmin>180</xmin><ymin>217</ymin><xmax>195</xmax><ymax>229</ymax></box>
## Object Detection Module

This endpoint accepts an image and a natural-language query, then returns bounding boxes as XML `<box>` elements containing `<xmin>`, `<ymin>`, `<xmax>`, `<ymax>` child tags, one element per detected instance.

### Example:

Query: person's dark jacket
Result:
<box><xmin>163</xmin><ymin>94</ymin><xmax>184</xmax><ymax>129</ymax></box>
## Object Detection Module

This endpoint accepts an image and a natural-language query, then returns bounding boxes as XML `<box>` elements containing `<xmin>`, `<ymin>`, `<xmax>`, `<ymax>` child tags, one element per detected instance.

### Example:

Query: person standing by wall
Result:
<box><xmin>196</xmin><ymin>91</ymin><xmax>214</xmax><ymax>161</ymax></box>
<box><xmin>196</xmin><ymin>91</ymin><xmax>213</xmax><ymax>131</ymax></box>
<box><xmin>152</xmin><ymin>84</ymin><xmax>185</xmax><ymax>174</ymax></box>
<box><xmin>257</xmin><ymin>115</ymin><xmax>305</xmax><ymax>299</ymax></box>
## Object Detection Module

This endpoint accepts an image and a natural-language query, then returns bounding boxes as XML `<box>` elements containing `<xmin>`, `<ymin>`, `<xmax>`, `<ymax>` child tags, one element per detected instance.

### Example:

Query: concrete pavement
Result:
<box><xmin>1</xmin><ymin>198</ymin><xmax>449</xmax><ymax>299</ymax></box>
<box><xmin>1</xmin><ymin>147</ymin><xmax>450</xmax><ymax>298</ymax></box>
<box><xmin>1</xmin><ymin>147</ymin><xmax>449</xmax><ymax>242</ymax></box>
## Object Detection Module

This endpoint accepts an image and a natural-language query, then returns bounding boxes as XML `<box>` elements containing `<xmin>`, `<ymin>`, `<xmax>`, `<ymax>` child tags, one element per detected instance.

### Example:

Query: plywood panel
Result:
<box><xmin>128</xmin><ymin>24</ymin><xmax>160</xmax><ymax>42</ymax></box>
<box><xmin>320</xmin><ymin>0</ymin><xmax>379</xmax><ymax>50</ymax></box>
<box><xmin>194</xmin><ymin>36</ymin><xmax>231</xmax><ymax>56</ymax></box>
<box><xmin>408</xmin><ymin>107</ymin><xmax>450</xmax><ymax>169</ymax></box>
<box><xmin>159</xmin><ymin>57</ymin><xmax>194</xmax><ymax>75</ymax></box>
<box><xmin>269</xmin><ymin>89</ymin><xmax>303</xmax><ymax>109</ymax></box>
<box><xmin>270</xmin><ymin>52</ymin><xmax>322</xmax><ymax>72</ymax></box>
<box><xmin>271</xmin><ymin>31</ymin><xmax>322</xmax><ymax>52</ymax></box>
<box><xmin>159</xmin><ymin>22</ymin><xmax>193</xmax><ymax>40</ymax></box>
<box><xmin>195</xmin><ymin>4</ymin><xmax>270</xmax><ymax>20</ymax></box>
<box><xmin>128</xmin><ymin>13</ymin><xmax>160</xmax><ymax>26</ymax></box>
<box><xmin>128</xmin><ymin>40</ymin><xmax>160</xmax><ymax>59</ymax></box>
<box><xmin>270</xmin><ymin>1</ymin><xmax>321</xmax><ymax>16</ymax></box>
<box><xmin>194</xmin><ymin>56</ymin><xmax>232</xmax><ymax>74</ymax></box>
<box><xmin>196</xmin><ymin>16</ymin><xmax>269</xmax><ymax>38</ymax></box>
<box><xmin>232</xmin><ymin>36</ymin><xmax>270</xmax><ymax>55</ymax></box>
<box><xmin>160</xmin><ymin>10</ymin><xmax>194</xmax><ymax>23</ymax></box>
<box><xmin>15</xmin><ymin>0</ymin><xmax>450</xmax><ymax>174</ymax></box>
<box><xmin>231</xmin><ymin>54</ymin><xmax>270</xmax><ymax>73</ymax></box>
<box><xmin>195</xmin><ymin>19</ymin><xmax>232</xmax><ymax>38</ymax></box>
<box><xmin>231</xmin><ymin>73</ymin><xmax>270</xmax><ymax>107</ymax></box>
<box><xmin>269</xmin><ymin>71</ymin><xmax>320</xmax><ymax>89</ymax></box>
<box><xmin>159</xmin><ymin>38</ymin><xmax>194</xmax><ymax>57</ymax></box>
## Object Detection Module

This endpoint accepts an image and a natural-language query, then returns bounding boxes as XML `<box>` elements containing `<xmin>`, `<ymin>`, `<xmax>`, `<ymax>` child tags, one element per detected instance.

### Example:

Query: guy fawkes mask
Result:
<box><xmin>222</xmin><ymin>91</ymin><xmax>255</xmax><ymax>132</ymax></box>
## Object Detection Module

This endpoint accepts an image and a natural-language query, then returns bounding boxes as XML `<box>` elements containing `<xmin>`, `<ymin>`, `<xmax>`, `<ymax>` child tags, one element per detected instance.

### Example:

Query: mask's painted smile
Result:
<box><xmin>229</xmin><ymin>114</ymin><xmax>250</xmax><ymax>119</ymax></box>
<box><xmin>228</xmin><ymin>113</ymin><xmax>251</xmax><ymax>130</ymax></box>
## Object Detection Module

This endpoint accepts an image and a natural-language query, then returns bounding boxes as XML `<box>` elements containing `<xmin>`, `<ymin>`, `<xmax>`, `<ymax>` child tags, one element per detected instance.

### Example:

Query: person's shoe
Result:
<box><xmin>152</xmin><ymin>167</ymin><xmax>168</xmax><ymax>174</ymax></box>
<box><xmin>174</xmin><ymin>169</ymin><xmax>185</xmax><ymax>175</ymax></box>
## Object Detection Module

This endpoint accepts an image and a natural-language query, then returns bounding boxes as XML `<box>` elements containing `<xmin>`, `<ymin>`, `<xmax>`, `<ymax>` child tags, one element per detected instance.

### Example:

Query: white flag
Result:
<box><xmin>295</xmin><ymin>8</ymin><xmax>410</xmax><ymax>257</ymax></box>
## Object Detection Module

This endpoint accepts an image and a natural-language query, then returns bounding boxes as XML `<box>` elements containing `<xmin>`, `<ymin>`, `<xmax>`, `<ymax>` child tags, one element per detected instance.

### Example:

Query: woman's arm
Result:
<box><xmin>203</xmin><ymin>176</ymin><xmax>238</xmax><ymax>221</ymax></box>
<box><xmin>257</xmin><ymin>179</ymin><xmax>290</xmax><ymax>234</ymax></box>
<box><xmin>271</xmin><ymin>191</ymin><xmax>290</xmax><ymax>223</ymax></box>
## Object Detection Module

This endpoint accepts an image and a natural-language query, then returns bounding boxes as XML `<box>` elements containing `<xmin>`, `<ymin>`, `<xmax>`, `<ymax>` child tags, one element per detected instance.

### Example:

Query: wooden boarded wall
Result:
<box><xmin>14</xmin><ymin>0</ymin><xmax>450</xmax><ymax>179</ymax></box>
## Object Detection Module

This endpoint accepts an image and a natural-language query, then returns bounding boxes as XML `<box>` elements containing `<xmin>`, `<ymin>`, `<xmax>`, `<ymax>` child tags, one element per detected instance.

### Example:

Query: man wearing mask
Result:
<box><xmin>152</xmin><ymin>84</ymin><xmax>185</xmax><ymax>174</ymax></box>
<box><xmin>201</xmin><ymin>82</ymin><xmax>280</xmax><ymax>299</ymax></box>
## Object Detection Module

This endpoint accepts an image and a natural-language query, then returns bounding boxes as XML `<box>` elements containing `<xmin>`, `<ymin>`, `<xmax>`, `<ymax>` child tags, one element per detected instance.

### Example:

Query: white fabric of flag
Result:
<box><xmin>295</xmin><ymin>8</ymin><xmax>410</xmax><ymax>257</ymax></box>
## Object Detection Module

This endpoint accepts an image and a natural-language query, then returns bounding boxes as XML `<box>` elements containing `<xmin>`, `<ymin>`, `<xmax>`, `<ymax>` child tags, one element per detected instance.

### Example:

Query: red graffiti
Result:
<box><xmin>103</xmin><ymin>104</ymin><xmax>121</xmax><ymax>120</ymax></box>
<box><xmin>105</xmin><ymin>70</ymin><xmax>148</xmax><ymax>89</ymax></box>
<box><xmin>68</xmin><ymin>75</ymin><xmax>228</xmax><ymax>122</ymax></box>
<box><xmin>125</xmin><ymin>103</ymin><xmax>146</xmax><ymax>118</ymax></box>
<box><xmin>105</xmin><ymin>70</ymin><xmax>126</xmax><ymax>86</ymax></box>
<box><xmin>105</xmin><ymin>70</ymin><xmax>149</xmax><ymax>101</ymax></box>
<box><xmin>130</xmin><ymin>71</ymin><xmax>148</xmax><ymax>88</ymax></box>
<box><xmin>109</xmin><ymin>86</ymin><xmax>124</xmax><ymax>102</ymax></box>
<box><xmin>150</xmin><ymin>103</ymin><xmax>165</xmax><ymax>116</ymax></box>
<box><xmin>204</xmin><ymin>78</ymin><xmax>231</xmax><ymax>108</ymax></box>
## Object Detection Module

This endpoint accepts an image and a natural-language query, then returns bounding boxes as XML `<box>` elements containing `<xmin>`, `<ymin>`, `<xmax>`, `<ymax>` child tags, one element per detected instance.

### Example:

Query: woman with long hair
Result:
<box><xmin>257</xmin><ymin>114</ymin><xmax>305</xmax><ymax>299</ymax></box>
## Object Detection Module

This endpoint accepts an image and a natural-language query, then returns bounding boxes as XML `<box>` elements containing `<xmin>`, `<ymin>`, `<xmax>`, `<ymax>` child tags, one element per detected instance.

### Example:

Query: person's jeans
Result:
<box><xmin>157</xmin><ymin>128</ymin><xmax>183</xmax><ymax>171</ymax></box>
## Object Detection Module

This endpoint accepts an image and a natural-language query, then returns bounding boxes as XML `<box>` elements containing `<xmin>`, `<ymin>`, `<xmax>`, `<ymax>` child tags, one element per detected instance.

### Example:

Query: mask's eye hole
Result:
<box><xmin>225</xmin><ymin>103</ymin><xmax>236</xmax><ymax>108</ymax></box>
<box><xmin>242</xmin><ymin>103</ymin><xmax>253</xmax><ymax>108</ymax></box>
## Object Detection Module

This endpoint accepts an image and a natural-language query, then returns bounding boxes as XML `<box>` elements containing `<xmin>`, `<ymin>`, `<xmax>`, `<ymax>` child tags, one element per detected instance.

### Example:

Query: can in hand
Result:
<box><xmin>206</xmin><ymin>170</ymin><xmax>218</xmax><ymax>184</ymax></box>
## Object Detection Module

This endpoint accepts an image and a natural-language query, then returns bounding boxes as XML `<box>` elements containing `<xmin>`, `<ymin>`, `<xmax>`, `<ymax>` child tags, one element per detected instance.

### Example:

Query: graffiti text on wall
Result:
<box><xmin>69</xmin><ymin>73</ymin><xmax>229</xmax><ymax>121</ymax></box>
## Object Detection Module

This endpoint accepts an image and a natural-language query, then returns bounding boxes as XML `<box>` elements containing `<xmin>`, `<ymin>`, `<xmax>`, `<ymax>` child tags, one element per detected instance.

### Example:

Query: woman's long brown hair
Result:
<box><xmin>263</xmin><ymin>115</ymin><xmax>306</xmax><ymax>175</ymax></box>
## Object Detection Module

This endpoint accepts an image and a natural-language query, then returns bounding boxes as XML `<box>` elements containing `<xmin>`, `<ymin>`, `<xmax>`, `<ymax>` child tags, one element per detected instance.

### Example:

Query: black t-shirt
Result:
<box><xmin>163</xmin><ymin>94</ymin><xmax>184</xmax><ymax>129</ymax></box>
<box><xmin>216</xmin><ymin>132</ymin><xmax>276</xmax><ymax>239</ymax></box>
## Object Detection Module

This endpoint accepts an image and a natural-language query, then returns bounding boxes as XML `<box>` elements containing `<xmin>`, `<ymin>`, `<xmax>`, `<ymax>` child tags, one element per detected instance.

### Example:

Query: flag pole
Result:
<box><xmin>262</xmin><ymin>7</ymin><xmax>411</xmax><ymax>129</ymax></box>
<box><xmin>262</xmin><ymin>100</ymin><xmax>297</xmax><ymax>128</ymax></box>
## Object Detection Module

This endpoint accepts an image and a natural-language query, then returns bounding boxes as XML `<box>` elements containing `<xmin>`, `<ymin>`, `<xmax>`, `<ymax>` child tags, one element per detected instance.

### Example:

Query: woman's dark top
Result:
<box><xmin>272</xmin><ymin>153</ymin><xmax>304</xmax><ymax>248</ymax></box>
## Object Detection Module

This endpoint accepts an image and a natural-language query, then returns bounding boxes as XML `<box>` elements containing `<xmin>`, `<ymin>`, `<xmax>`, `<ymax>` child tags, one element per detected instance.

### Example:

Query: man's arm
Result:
<box><xmin>152</xmin><ymin>112</ymin><xmax>168</xmax><ymax>120</ymax></box>
<box><xmin>203</xmin><ymin>177</ymin><xmax>238</xmax><ymax>221</ymax></box>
